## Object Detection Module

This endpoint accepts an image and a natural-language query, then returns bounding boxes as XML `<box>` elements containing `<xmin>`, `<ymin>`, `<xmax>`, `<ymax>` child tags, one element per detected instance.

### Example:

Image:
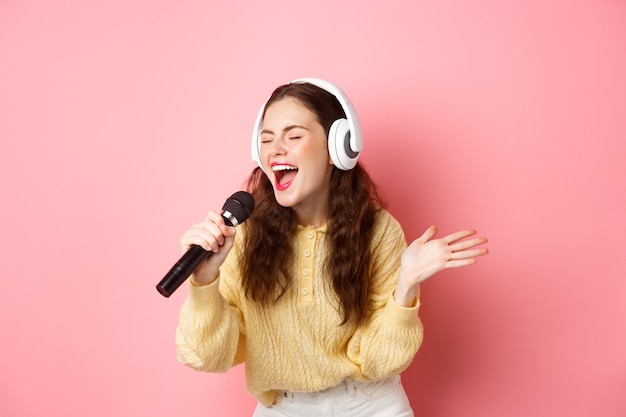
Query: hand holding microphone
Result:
<box><xmin>156</xmin><ymin>191</ymin><xmax>254</xmax><ymax>297</ymax></box>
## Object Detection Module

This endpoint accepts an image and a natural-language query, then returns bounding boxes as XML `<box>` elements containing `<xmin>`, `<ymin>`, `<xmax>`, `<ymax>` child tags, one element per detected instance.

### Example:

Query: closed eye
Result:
<box><xmin>260</xmin><ymin>134</ymin><xmax>274</xmax><ymax>144</ymax></box>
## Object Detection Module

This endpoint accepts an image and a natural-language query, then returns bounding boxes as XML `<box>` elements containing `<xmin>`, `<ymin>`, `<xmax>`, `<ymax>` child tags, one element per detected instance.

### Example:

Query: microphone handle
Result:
<box><xmin>156</xmin><ymin>245</ymin><xmax>211</xmax><ymax>297</ymax></box>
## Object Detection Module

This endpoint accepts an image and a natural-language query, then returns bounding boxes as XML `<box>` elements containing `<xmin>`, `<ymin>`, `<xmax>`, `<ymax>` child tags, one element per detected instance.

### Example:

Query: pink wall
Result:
<box><xmin>1</xmin><ymin>0</ymin><xmax>625</xmax><ymax>416</ymax></box>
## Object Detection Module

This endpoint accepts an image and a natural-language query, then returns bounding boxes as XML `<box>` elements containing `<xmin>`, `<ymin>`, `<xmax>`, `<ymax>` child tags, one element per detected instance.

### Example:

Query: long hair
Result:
<box><xmin>241</xmin><ymin>82</ymin><xmax>386</xmax><ymax>325</ymax></box>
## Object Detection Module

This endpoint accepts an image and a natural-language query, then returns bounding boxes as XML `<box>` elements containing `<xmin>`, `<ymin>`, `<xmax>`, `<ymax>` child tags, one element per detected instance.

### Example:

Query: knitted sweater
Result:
<box><xmin>175</xmin><ymin>209</ymin><xmax>423</xmax><ymax>406</ymax></box>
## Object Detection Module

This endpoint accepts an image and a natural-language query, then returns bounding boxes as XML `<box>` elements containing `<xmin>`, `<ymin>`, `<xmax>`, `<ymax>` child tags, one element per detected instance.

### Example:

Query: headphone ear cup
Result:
<box><xmin>328</xmin><ymin>118</ymin><xmax>359</xmax><ymax>170</ymax></box>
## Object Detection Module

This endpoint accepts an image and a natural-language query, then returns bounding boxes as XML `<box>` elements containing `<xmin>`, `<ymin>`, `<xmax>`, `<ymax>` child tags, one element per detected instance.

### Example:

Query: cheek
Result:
<box><xmin>308</xmin><ymin>140</ymin><xmax>330</xmax><ymax>162</ymax></box>
<box><xmin>259</xmin><ymin>146</ymin><xmax>271</xmax><ymax>167</ymax></box>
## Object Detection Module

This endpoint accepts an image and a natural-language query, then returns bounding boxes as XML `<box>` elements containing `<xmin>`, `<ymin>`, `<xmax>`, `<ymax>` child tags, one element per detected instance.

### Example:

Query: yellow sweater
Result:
<box><xmin>176</xmin><ymin>210</ymin><xmax>423</xmax><ymax>406</ymax></box>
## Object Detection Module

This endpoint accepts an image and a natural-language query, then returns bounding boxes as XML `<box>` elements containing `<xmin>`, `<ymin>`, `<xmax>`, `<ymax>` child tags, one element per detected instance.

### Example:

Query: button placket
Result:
<box><xmin>298</xmin><ymin>229</ymin><xmax>316</xmax><ymax>304</ymax></box>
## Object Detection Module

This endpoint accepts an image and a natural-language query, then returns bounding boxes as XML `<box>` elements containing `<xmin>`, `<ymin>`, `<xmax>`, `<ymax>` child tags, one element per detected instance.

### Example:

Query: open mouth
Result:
<box><xmin>272</xmin><ymin>164</ymin><xmax>298</xmax><ymax>190</ymax></box>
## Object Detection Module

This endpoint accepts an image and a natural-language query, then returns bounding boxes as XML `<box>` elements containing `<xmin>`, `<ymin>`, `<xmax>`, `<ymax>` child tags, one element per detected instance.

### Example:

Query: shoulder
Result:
<box><xmin>371</xmin><ymin>209</ymin><xmax>406</xmax><ymax>248</ymax></box>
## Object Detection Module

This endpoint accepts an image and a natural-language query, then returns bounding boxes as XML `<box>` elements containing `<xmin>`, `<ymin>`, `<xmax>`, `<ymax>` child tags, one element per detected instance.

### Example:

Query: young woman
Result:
<box><xmin>175</xmin><ymin>78</ymin><xmax>488</xmax><ymax>416</ymax></box>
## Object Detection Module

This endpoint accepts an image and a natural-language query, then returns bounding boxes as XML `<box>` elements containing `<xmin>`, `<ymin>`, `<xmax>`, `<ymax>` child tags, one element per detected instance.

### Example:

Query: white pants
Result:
<box><xmin>252</xmin><ymin>375</ymin><xmax>414</xmax><ymax>417</ymax></box>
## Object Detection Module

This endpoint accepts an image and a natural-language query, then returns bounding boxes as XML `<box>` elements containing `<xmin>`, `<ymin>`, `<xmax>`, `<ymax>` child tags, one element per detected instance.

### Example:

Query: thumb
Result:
<box><xmin>221</xmin><ymin>224</ymin><xmax>236</xmax><ymax>236</ymax></box>
<box><xmin>416</xmin><ymin>225</ymin><xmax>438</xmax><ymax>244</ymax></box>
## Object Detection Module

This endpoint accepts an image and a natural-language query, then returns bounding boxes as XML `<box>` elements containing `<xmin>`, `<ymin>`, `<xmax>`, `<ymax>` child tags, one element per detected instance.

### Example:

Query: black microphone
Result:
<box><xmin>156</xmin><ymin>191</ymin><xmax>255</xmax><ymax>298</ymax></box>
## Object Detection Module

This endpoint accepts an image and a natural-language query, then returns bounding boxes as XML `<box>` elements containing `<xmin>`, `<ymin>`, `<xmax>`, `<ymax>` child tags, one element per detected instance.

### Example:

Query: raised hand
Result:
<box><xmin>394</xmin><ymin>226</ymin><xmax>489</xmax><ymax>307</ymax></box>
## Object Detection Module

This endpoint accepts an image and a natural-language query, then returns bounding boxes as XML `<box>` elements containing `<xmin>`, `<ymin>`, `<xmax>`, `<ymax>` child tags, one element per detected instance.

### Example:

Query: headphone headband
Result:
<box><xmin>251</xmin><ymin>77</ymin><xmax>363</xmax><ymax>170</ymax></box>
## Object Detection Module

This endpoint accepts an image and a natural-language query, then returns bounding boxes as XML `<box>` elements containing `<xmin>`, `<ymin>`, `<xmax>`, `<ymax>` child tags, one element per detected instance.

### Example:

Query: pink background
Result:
<box><xmin>1</xmin><ymin>0</ymin><xmax>625</xmax><ymax>416</ymax></box>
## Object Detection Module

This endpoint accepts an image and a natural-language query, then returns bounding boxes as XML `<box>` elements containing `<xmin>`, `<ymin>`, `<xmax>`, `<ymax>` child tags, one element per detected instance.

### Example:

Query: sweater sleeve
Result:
<box><xmin>347</xmin><ymin>211</ymin><xmax>424</xmax><ymax>380</ymax></box>
<box><xmin>175</xmin><ymin>239</ymin><xmax>247</xmax><ymax>373</ymax></box>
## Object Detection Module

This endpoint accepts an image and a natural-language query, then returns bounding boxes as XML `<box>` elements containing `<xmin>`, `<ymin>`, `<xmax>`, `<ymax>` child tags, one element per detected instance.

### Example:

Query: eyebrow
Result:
<box><xmin>260</xmin><ymin>124</ymin><xmax>309</xmax><ymax>135</ymax></box>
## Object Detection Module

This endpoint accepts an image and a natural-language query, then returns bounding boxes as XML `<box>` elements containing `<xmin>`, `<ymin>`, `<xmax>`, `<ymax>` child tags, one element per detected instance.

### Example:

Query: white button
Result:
<box><xmin>302</xmin><ymin>288</ymin><xmax>309</xmax><ymax>295</ymax></box>
<box><xmin>303</xmin><ymin>269</ymin><xmax>310</xmax><ymax>276</ymax></box>
<box><xmin>303</xmin><ymin>249</ymin><xmax>311</xmax><ymax>257</ymax></box>
<box><xmin>306</xmin><ymin>231</ymin><xmax>314</xmax><ymax>239</ymax></box>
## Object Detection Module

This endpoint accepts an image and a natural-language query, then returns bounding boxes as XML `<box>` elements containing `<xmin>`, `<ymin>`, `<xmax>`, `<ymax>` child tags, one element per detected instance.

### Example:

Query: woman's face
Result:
<box><xmin>259</xmin><ymin>97</ymin><xmax>334</xmax><ymax>226</ymax></box>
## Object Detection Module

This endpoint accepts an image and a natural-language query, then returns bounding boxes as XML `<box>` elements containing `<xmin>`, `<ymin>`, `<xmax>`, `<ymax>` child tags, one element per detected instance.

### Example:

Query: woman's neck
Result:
<box><xmin>295</xmin><ymin>211</ymin><xmax>328</xmax><ymax>228</ymax></box>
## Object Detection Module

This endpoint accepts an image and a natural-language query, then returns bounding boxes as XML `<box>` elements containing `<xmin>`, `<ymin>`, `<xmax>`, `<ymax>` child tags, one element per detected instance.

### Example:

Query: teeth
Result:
<box><xmin>272</xmin><ymin>165</ymin><xmax>297</xmax><ymax>172</ymax></box>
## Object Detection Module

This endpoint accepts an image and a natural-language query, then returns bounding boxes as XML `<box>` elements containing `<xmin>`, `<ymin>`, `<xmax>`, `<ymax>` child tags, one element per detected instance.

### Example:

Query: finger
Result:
<box><xmin>182</xmin><ymin>230</ymin><xmax>218</xmax><ymax>253</ymax></box>
<box><xmin>205</xmin><ymin>211</ymin><xmax>234</xmax><ymax>243</ymax></box>
<box><xmin>205</xmin><ymin>211</ymin><xmax>237</xmax><ymax>239</ymax></box>
<box><xmin>450</xmin><ymin>237</ymin><xmax>488</xmax><ymax>252</ymax></box>
<box><xmin>443</xmin><ymin>229</ymin><xmax>477</xmax><ymax>244</ymax></box>
<box><xmin>416</xmin><ymin>225</ymin><xmax>438</xmax><ymax>243</ymax></box>
<box><xmin>446</xmin><ymin>259</ymin><xmax>478</xmax><ymax>268</ymax></box>
<box><xmin>220</xmin><ymin>224</ymin><xmax>237</xmax><ymax>237</ymax></box>
<box><xmin>205</xmin><ymin>211</ymin><xmax>226</xmax><ymax>227</ymax></box>
<box><xmin>450</xmin><ymin>247</ymin><xmax>489</xmax><ymax>260</ymax></box>
<box><xmin>183</xmin><ymin>221</ymin><xmax>226</xmax><ymax>252</ymax></box>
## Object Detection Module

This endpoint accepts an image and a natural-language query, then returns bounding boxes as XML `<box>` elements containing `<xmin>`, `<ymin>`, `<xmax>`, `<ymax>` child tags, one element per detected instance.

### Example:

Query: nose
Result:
<box><xmin>268</xmin><ymin>136</ymin><xmax>287</xmax><ymax>156</ymax></box>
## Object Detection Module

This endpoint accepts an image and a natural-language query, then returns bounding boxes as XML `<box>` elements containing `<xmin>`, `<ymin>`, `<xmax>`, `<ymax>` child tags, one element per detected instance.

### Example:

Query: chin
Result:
<box><xmin>272</xmin><ymin>190</ymin><xmax>296</xmax><ymax>208</ymax></box>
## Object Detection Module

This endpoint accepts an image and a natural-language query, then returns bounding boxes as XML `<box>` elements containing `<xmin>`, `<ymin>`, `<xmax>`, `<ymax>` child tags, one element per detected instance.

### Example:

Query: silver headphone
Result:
<box><xmin>251</xmin><ymin>78</ymin><xmax>363</xmax><ymax>171</ymax></box>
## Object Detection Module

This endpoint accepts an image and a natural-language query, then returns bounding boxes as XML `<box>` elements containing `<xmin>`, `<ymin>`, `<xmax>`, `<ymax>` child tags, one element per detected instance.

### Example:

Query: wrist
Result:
<box><xmin>394</xmin><ymin>282</ymin><xmax>420</xmax><ymax>307</ymax></box>
<box><xmin>190</xmin><ymin>270</ymin><xmax>220</xmax><ymax>287</ymax></box>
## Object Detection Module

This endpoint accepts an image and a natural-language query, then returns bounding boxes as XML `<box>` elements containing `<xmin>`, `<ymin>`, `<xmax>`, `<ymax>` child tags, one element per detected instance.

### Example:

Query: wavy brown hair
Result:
<box><xmin>240</xmin><ymin>82</ymin><xmax>386</xmax><ymax>325</ymax></box>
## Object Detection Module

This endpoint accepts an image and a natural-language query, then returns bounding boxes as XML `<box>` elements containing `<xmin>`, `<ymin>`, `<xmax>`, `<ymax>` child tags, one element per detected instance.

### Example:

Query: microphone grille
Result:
<box><xmin>222</xmin><ymin>191</ymin><xmax>255</xmax><ymax>226</ymax></box>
